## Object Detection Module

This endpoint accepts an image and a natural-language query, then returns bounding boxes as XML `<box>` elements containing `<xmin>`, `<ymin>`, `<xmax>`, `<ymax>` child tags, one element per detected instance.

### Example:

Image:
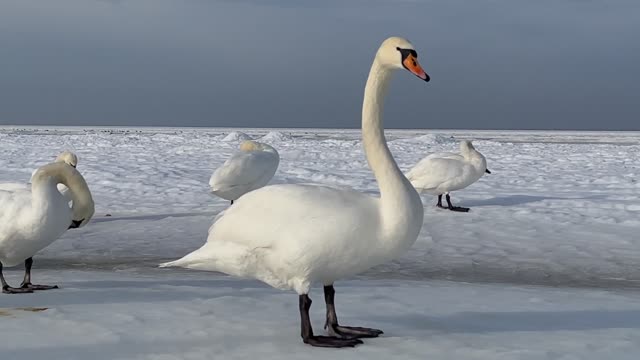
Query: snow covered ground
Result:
<box><xmin>1</xmin><ymin>127</ymin><xmax>639</xmax><ymax>359</ymax></box>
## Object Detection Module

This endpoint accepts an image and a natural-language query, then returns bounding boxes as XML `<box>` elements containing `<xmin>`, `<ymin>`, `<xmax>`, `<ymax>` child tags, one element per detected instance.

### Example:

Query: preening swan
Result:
<box><xmin>161</xmin><ymin>37</ymin><xmax>430</xmax><ymax>347</ymax></box>
<box><xmin>209</xmin><ymin>140</ymin><xmax>279</xmax><ymax>204</ymax></box>
<box><xmin>0</xmin><ymin>150</ymin><xmax>79</xmax><ymax>195</ymax></box>
<box><xmin>0</xmin><ymin>162</ymin><xmax>95</xmax><ymax>294</ymax></box>
<box><xmin>54</xmin><ymin>150</ymin><xmax>79</xmax><ymax>200</ymax></box>
<box><xmin>406</xmin><ymin>140</ymin><xmax>490</xmax><ymax>212</ymax></box>
<box><xmin>56</xmin><ymin>150</ymin><xmax>78</xmax><ymax>168</ymax></box>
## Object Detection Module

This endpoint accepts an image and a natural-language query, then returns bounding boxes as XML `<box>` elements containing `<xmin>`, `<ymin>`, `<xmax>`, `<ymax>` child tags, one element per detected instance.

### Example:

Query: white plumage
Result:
<box><xmin>24</xmin><ymin>150</ymin><xmax>79</xmax><ymax>201</ymax></box>
<box><xmin>162</xmin><ymin>36</ymin><xmax>430</xmax><ymax>347</ymax></box>
<box><xmin>406</xmin><ymin>140</ymin><xmax>490</xmax><ymax>211</ymax></box>
<box><xmin>0</xmin><ymin>162</ymin><xmax>94</xmax><ymax>294</ymax></box>
<box><xmin>54</xmin><ymin>150</ymin><xmax>79</xmax><ymax>200</ymax></box>
<box><xmin>209</xmin><ymin>140</ymin><xmax>279</xmax><ymax>203</ymax></box>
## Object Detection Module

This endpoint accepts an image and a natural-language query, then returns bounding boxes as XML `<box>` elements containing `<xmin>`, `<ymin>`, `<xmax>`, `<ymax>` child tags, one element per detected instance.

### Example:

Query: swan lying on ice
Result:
<box><xmin>162</xmin><ymin>37</ymin><xmax>430</xmax><ymax>348</ymax></box>
<box><xmin>209</xmin><ymin>140</ymin><xmax>279</xmax><ymax>204</ymax></box>
<box><xmin>406</xmin><ymin>140</ymin><xmax>490</xmax><ymax>212</ymax></box>
<box><xmin>0</xmin><ymin>162</ymin><xmax>95</xmax><ymax>294</ymax></box>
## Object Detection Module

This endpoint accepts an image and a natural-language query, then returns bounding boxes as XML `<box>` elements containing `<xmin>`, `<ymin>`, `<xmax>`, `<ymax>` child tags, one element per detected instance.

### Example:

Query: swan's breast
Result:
<box><xmin>0</xmin><ymin>191</ymin><xmax>71</xmax><ymax>266</ymax></box>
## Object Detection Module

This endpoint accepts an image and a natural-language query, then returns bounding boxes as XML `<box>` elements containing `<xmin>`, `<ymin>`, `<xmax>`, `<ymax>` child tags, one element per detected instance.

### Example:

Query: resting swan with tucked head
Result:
<box><xmin>161</xmin><ymin>37</ymin><xmax>430</xmax><ymax>348</ymax></box>
<box><xmin>0</xmin><ymin>150</ymin><xmax>80</xmax><ymax>194</ymax></box>
<box><xmin>406</xmin><ymin>140</ymin><xmax>490</xmax><ymax>212</ymax></box>
<box><xmin>0</xmin><ymin>162</ymin><xmax>95</xmax><ymax>294</ymax></box>
<box><xmin>53</xmin><ymin>150</ymin><xmax>79</xmax><ymax>200</ymax></box>
<box><xmin>209</xmin><ymin>140</ymin><xmax>279</xmax><ymax>204</ymax></box>
<box><xmin>56</xmin><ymin>150</ymin><xmax>78</xmax><ymax>168</ymax></box>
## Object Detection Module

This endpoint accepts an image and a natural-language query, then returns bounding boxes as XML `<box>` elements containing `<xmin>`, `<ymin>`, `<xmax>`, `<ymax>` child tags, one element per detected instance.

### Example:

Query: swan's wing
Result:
<box><xmin>209</xmin><ymin>151</ymin><xmax>279</xmax><ymax>194</ymax></box>
<box><xmin>423</xmin><ymin>152</ymin><xmax>463</xmax><ymax>161</ymax></box>
<box><xmin>162</xmin><ymin>183</ymin><xmax>379</xmax><ymax>272</ymax></box>
<box><xmin>0</xmin><ymin>186</ymin><xmax>32</xmax><ymax>222</ymax></box>
<box><xmin>406</xmin><ymin>157</ymin><xmax>465</xmax><ymax>191</ymax></box>
<box><xmin>209</xmin><ymin>183</ymin><xmax>376</xmax><ymax>246</ymax></box>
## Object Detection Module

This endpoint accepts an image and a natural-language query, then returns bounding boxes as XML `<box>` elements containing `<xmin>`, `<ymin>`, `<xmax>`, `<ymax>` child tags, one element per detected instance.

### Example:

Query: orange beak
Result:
<box><xmin>403</xmin><ymin>54</ymin><xmax>430</xmax><ymax>82</ymax></box>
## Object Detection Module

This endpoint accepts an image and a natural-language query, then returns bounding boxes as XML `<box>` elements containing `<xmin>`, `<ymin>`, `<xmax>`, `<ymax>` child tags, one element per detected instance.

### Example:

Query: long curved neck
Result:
<box><xmin>362</xmin><ymin>59</ymin><xmax>409</xmax><ymax>201</ymax></box>
<box><xmin>32</xmin><ymin>162</ymin><xmax>94</xmax><ymax>220</ymax></box>
<box><xmin>261</xmin><ymin>143</ymin><xmax>278</xmax><ymax>155</ymax></box>
<box><xmin>362</xmin><ymin>58</ymin><xmax>422</xmax><ymax>237</ymax></box>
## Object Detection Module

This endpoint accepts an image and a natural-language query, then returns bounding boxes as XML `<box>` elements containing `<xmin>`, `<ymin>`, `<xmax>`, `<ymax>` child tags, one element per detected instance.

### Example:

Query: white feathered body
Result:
<box><xmin>406</xmin><ymin>142</ymin><xmax>488</xmax><ymax>195</ymax></box>
<box><xmin>30</xmin><ymin>169</ymin><xmax>73</xmax><ymax>203</ymax></box>
<box><xmin>0</xmin><ymin>181</ymin><xmax>72</xmax><ymax>267</ymax></box>
<box><xmin>162</xmin><ymin>183</ymin><xmax>422</xmax><ymax>294</ymax></box>
<box><xmin>209</xmin><ymin>144</ymin><xmax>279</xmax><ymax>201</ymax></box>
<box><xmin>162</xmin><ymin>37</ymin><xmax>428</xmax><ymax>297</ymax></box>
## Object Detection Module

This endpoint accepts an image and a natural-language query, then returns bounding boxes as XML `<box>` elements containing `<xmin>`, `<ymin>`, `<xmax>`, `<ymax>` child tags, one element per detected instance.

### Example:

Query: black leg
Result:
<box><xmin>446</xmin><ymin>194</ymin><xmax>470</xmax><ymax>212</ymax></box>
<box><xmin>1</xmin><ymin>261</ymin><xmax>33</xmax><ymax>294</ymax></box>
<box><xmin>299</xmin><ymin>294</ymin><xmax>362</xmax><ymax>348</ymax></box>
<box><xmin>323</xmin><ymin>285</ymin><xmax>383</xmax><ymax>338</ymax></box>
<box><xmin>230</xmin><ymin>200</ymin><xmax>234</xmax><ymax>205</ymax></box>
<box><xmin>20</xmin><ymin>258</ymin><xmax>58</xmax><ymax>291</ymax></box>
<box><xmin>436</xmin><ymin>194</ymin><xmax>445</xmax><ymax>208</ymax></box>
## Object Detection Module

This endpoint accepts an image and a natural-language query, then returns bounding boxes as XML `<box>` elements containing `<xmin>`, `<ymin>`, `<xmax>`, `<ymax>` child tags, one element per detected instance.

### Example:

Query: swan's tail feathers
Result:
<box><xmin>158</xmin><ymin>241</ymin><xmax>252</xmax><ymax>274</ymax></box>
<box><xmin>158</xmin><ymin>247</ymin><xmax>211</xmax><ymax>269</ymax></box>
<box><xmin>159</xmin><ymin>259</ymin><xmax>184</xmax><ymax>268</ymax></box>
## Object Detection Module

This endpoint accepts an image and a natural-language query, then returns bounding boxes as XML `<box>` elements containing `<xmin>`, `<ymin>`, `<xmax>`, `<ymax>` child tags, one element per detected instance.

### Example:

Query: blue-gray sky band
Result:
<box><xmin>0</xmin><ymin>0</ymin><xmax>638</xmax><ymax>130</ymax></box>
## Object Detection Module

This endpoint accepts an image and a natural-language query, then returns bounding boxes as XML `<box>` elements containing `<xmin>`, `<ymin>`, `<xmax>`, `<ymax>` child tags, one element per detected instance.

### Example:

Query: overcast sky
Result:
<box><xmin>1</xmin><ymin>0</ymin><xmax>638</xmax><ymax>130</ymax></box>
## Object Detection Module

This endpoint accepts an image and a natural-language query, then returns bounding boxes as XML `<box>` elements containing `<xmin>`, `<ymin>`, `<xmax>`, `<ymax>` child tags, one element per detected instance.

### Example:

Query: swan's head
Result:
<box><xmin>239</xmin><ymin>140</ymin><xmax>262</xmax><ymax>152</ymax></box>
<box><xmin>461</xmin><ymin>140</ymin><xmax>491</xmax><ymax>174</ymax></box>
<box><xmin>55</xmin><ymin>151</ymin><xmax>78</xmax><ymax>168</ymax></box>
<box><xmin>460</xmin><ymin>140</ymin><xmax>475</xmax><ymax>153</ymax></box>
<box><xmin>377</xmin><ymin>37</ymin><xmax>430</xmax><ymax>82</ymax></box>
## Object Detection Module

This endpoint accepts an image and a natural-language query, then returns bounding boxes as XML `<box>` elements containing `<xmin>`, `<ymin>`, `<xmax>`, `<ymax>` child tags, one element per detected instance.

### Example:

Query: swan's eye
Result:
<box><xmin>397</xmin><ymin>48</ymin><xmax>418</xmax><ymax>61</ymax></box>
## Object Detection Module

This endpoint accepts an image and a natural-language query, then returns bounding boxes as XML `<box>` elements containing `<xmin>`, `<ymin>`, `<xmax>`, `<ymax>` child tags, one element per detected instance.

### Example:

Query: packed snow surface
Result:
<box><xmin>0</xmin><ymin>127</ymin><xmax>639</xmax><ymax>359</ymax></box>
<box><xmin>260</xmin><ymin>130</ymin><xmax>292</xmax><ymax>142</ymax></box>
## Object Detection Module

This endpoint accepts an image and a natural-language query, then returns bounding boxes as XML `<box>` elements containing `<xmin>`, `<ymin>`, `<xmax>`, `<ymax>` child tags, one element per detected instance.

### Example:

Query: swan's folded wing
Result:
<box><xmin>206</xmin><ymin>183</ymin><xmax>377</xmax><ymax>247</ymax></box>
<box><xmin>209</xmin><ymin>151</ymin><xmax>277</xmax><ymax>192</ymax></box>
<box><xmin>406</xmin><ymin>158</ymin><xmax>465</xmax><ymax>191</ymax></box>
<box><xmin>0</xmin><ymin>186</ymin><xmax>32</xmax><ymax>221</ymax></box>
<box><xmin>422</xmin><ymin>152</ymin><xmax>463</xmax><ymax>161</ymax></box>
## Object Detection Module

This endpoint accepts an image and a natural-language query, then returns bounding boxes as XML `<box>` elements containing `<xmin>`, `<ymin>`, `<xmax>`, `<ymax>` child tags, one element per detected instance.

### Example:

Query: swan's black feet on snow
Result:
<box><xmin>437</xmin><ymin>204</ymin><xmax>469</xmax><ymax>212</ymax></box>
<box><xmin>303</xmin><ymin>335</ymin><xmax>363</xmax><ymax>348</ymax></box>
<box><xmin>442</xmin><ymin>194</ymin><xmax>469</xmax><ymax>212</ymax></box>
<box><xmin>2</xmin><ymin>285</ymin><xmax>33</xmax><ymax>294</ymax></box>
<box><xmin>328</xmin><ymin>325</ymin><xmax>384</xmax><ymax>338</ymax></box>
<box><xmin>21</xmin><ymin>283</ymin><xmax>59</xmax><ymax>291</ymax></box>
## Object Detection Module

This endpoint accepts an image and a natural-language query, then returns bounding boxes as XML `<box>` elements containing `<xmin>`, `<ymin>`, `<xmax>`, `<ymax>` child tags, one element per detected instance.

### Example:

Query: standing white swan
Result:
<box><xmin>161</xmin><ymin>37</ymin><xmax>430</xmax><ymax>347</ymax></box>
<box><xmin>406</xmin><ymin>140</ymin><xmax>490</xmax><ymax>212</ymax></box>
<box><xmin>0</xmin><ymin>162</ymin><xmax>95</xmax><ymax>294</ymax></box>
<box><xmin>209</xmin><ymin>140</ymin><xmax>279</xmax><ymax>204</ymax></box>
